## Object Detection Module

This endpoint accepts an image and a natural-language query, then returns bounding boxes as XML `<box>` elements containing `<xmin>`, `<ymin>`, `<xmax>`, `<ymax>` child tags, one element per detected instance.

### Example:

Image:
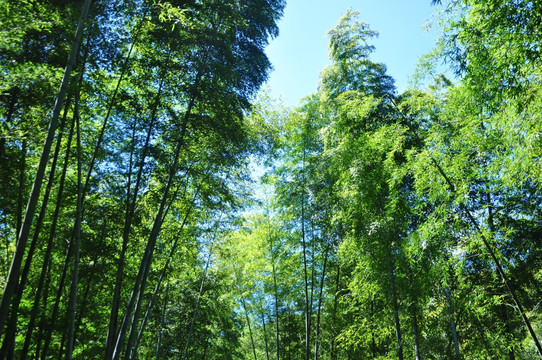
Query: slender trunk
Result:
<box><xmin>132</xmin><ymin>258</ymin><xmax>167</xmax><ymax>353</ymax></box>
<box><xmin>182</xmin><ymin>243</ymin><xmax>215</xmax><ymax>360</ymax></box>
<box><xmin>272</xmin><ymin>257</ymin><xmax>280</xmax><ymax>360</ymax></box>
<box><xmin>105</xmin><ymin>91</ymin><xmax>163</xmax><ymax>357</ymax></box>
<box><xmin>0</xmin><ymin>138</ymin><xmax>26</xmax><ymax>359</ymax></box>
<box><xmin>388</xmin><ymin>250</ymin><xmax>404</xmax><ymax>360</ymax></box>
<box><xmin>155</xmin><ymin>282</ymin><xmax>169</xmax><ymax>360</ymax></box>
<box><xmin>91</xmin><ymin>12</ymin><xmax>148</xmax><ymax>357</ymax></box>
<box><xmin>266</xmin><ymin>213</ymin><xmax>281</xmax><ymax>360</ymax></box>
<box><xmin>301</xmin><ymin>148</ymin><xmax>311</xmax><ymax>360</ymax></box>
<box><xmin>15</xmin><ymin>140</ymin><xmax>26</xmax><ymax>239</ymax></box>
<box><xmin>0</xmin><ymin>0</ymin><xmax>92</xmax><ymax>332</ymax></box>
<box><xmin>329</xmin><ymin>264</ymin><xmax>340</xmax><ymax>360</ymax></box>
<box><xmin>57</xmin><ymin>332</ymin><xmax>66</xmax><ymax>360</ymax></box>
<box><xmin>24</xmin><ymin>112</ymin><xmax>76</xmax><ymax>358</ymax></box>
<box><xmin>444</xmin><ymin>278</ymin><xmax>461</xmax><ymax>360</ymax></box>
<box><xmin>73</xmin><ymin>260</ymin><xmax>95</xmax><ymax>346</ymax></box>
<box><xmin>313</xmin><ymin>245</ymin><xmax>329</xmax><ymax>360</ymax></box>
<box><xmin>0</xmin><ymin>88</ymin><xmax>18</xmax><ymax>159</ymax></box>
<box><xmin>104</xmin><ymin>112</ymin><xmax>138</xmax><ymax>360</ymax></box>
<box><xmin>309</xmin><ymin>223</ymin><xmax>316</xmax><ymax>339</ymax></box>
<box><xmin>261</xmin><ymin>308</ymin><xmax>270</xmax><ymax>360</ymax></box>
<box><xmin>105</xmin><ymin>78</ymin><xmax>163</xmax><ymax>358</ymax></box>
<box><xmin>371</xmin><ymin>300</ymin><xmax>377</xmax><ymax>358</ymax></box>
<box><xmin>2</xmin><ymin>211</ymin><xmax>8</xmax><ymax>275</ymax></box>
<box><xmin>96</xmin><ymin>14</ymin><xmax>151</xmax><ymax>355</ymax></box>
<box><xmin>41</xmin><ymin>237</ymin><xmax>74</xmax><ymax>360</ymax></box>
<box><xmin>200</xmin><ymin>338</ymin><xmax>210</xmax><ymax>360</ymax></box>
<box><xmin>486</xmin><ymin>192</ymin><xmax>516</xmax><ymax>360</ymax></box>
<box><xmin>411</xmin><ymin>303</ymin><xmax>421</xmax><ymax>360</ymax></box>
<box><xmin>286</xmin><ymin>305</ymin><xmax>291</xmax><ymax>360</ymax></box>
<box><xmin>89</xmin><ymin>10</ymin><xmax>147</xmax><ymax>358</ymax></box>
<box><xmin>132</xmin><ymin>266</ymin><xmax>169</xmax><ymax>357</ymax></box>
<box><xmin>131</xmin><ymin>192</ymin><xmax>197</xmax><ymax>357</ymax></box>
<box><xmin>65</xmin><ymin>94</ymin><xmax>83</xmax><ymax>360</ymax></box>
<box><xmin>0</xmin><ymin>136</ymin><xmax>26</xmax><ymax>357</ymax></box>
<box><xmin>242</xmin><ymin>296</ymin><xmax>258</xmax><ymax>360</ymax></box>
<box><xmin>501</xmin><ymin>303</ymin><xmax>516</xmax><ymax>360</ymax></box>
<box><xmin>110</xmin><ymin>60</ymin><xmax>193</xmax><ymax>359</ymax></box>
<box><xmin>408</xmin><ymin>268</ymin><xmax>421</xmax><ymax>360</ymax></box>
<box><xmin>1</xmin><ymin>100</ymin><xmax>70</xmax><ymax>359</ymax></box>
<box><xmin>444</xmin><ymin>285</ymin><xmax>461</xmax><ymax>360</ymax></box>
<box><xmin>114</xmin><ymin>93</ymin><xmax>196</xmax><ymax>360</ymax></box>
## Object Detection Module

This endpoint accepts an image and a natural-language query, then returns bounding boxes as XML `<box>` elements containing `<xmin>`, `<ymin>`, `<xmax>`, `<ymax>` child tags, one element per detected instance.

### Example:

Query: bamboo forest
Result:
<box><xmin>1</xmin><ymin>0</ymin><xmax>542</xmax><ymax>359</ymax></box>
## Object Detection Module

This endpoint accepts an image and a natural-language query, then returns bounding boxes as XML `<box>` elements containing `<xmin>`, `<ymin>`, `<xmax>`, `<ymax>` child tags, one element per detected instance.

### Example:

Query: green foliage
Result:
<box><xmin>0</xmin><ymin>0</ymin><xmax>285</xmax><ymax>358</ymax></box>
<box><xmin>224</xmin><ymin>3</ymin><xmax>542</xmax><ymax>360</ymax></box>
<box><xmin>2</xmin><ymin>1</ymin><xmax>542</xmax><ymax>359</ymax></box>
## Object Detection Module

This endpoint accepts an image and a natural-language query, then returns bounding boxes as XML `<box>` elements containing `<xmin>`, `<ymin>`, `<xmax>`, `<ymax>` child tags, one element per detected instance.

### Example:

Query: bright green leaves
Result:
<box><xmin>322</xmin><ymin>10</ymin><xmax>395</xmax><ymax>98</ymax></box>
<box><xmin>156</xmin><ymin>1</ymin><xmax>189</xmax><ymax>29</ymax></box>
<box><xmin>260</xmin><ymin>3</ymin><xmax>542</xmax><ymax>358</ymax></box>
<box><xmin>0</xmin><ymin>0</ymin><xmax>285</xmax><ymax>357</ymax></box>
<box><xmin>438</xmin><ymin>0</ymin><xmax>542</xmax><ymax>102</ymax></box>
<box><xmin>327</xmin><ymin>9</ymin><xmax>378</xmax><ymax>64</ymax></box>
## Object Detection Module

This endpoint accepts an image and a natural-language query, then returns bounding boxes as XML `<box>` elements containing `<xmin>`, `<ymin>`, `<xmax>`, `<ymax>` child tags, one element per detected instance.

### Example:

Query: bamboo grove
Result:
<box><xmin>1</xmin><ymin>0</ymin><xmax>542</xmax><ymax>359</ymax></box>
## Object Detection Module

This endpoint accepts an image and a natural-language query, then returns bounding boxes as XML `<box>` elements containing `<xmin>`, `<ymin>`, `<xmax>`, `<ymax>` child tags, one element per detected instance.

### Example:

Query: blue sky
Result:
<box><xmin>265</xmin><ymin>1</ymin><xmax>441</xmax><ymax>105</ymax></box>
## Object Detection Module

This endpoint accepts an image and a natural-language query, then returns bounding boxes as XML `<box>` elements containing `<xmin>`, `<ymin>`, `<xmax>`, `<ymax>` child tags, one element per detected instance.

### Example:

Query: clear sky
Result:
<box><xmin>265</xmin><ymin>1</ymin><xmax>441</xmax><ymax>106</ymax></box>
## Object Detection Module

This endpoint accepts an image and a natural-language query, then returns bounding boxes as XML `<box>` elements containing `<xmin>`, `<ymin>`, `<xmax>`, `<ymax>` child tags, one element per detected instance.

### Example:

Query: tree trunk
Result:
<box><xmin>408</xmin><ymin>268</ymin><xmax>422</xmax><ymax>360</ymax></box>
<box><xmin>371</xmin><ymin>300</ymin><xmax>377</xmax><ymax>358</ymax></box>
<box><xmin>272</xmin><ymin>251</ymin><xmax>280</xmax><ymax>360</ymax></box>
<box><xmin>388</xmin><ymin>250</ymin><xmax>404</xmax><ymax>360</ymax></box>
<box><xmin>329</xmin><ymin>264</ymin><xmax>340</xmax><ymax>360</ymax></box>
<box><xmin>0</xmin><ymin>0</ymin><xmax>92</xmax><ymax>332</ymax></box>
<box><xmin>113</xmin><ymin>92</ymin><xmax>196</xmax><ymax>360</ymax></box>
<box><xmin>242</xmin><ymin>296</ymin><xmax>258</xmax><ymax>360</ymax></box>
<box><xmin>131</xmin><ymin>193</ymin><xmax>196</xmax><ymax>358</ymax></box>
<box><xmin>501</xmin><ymin>303</ymin><xmax>516</xmax><ymax>360</ymax></box>
<box><xmin>65</xmin><ymin>93</ymin><xmax>83</xmax><ymax>360</ymax></box>
<box><xmin>1</xmin><ymin>100</ymin><xmax>70</xmax><ymax>359</ymax></box>
<box><xmin>0</xmin><ymin>135</ymin><xmax>26</xmax><ymax>357</ymax></box>
<box><xmin>313</xmin><ymin>245</ymin><xmax>329</xmax><ymax>360</ymax></box>
<box><xmin>182</xmin><ymin>240</ymin><xmax>215</xmax><ymax>360</ymax></box>
<box><xmin>266</xmin><ymin>213</ymin><xmax>280</xmax><ymax>360</ymax></box>
<box><xmin>0</xmin><ymin>88</ymin><xmax>18</xmax><ymax>159</ymax></box>
<box><xmin>23</xmin><ymin>111</ymin><xmax>75</xmax><ymax>359</ymax></box>
<box><xmin>261</xmin><ymin>307</ymin><xmax>271</xmax><ymax>360</ymax></box>
<box><xmin>155</xmin><ymin>282</ymin><xmax>169</xmax><ymax>360</ymax></box>
<box><xmin>200</xmin><ymin>337</ymin><xmax>210</xmax><ymax>360</ymax></box>
<box><xmin>411</xmin><ymin>302</ymin><xmax>421</xmax><ymax>360</ymax></box>
<box><xmin>40</xmin><ymin>237</ymin><xmax>74</xmax><ymax>360</ymax></box>
<box><xmin>444</xmin><ymin>285</ymin><xmax>461</xmax><ymax>360</ymax></box>
<box><xmin>301</xmin><ymin>147</ymin><xmax>311</xmax><ymax>360</ymax></box>
<box><xmin>92</xmin><ymin>12</ymin><xmax>149</xmax><ymax>359</ymax></box>
<box><xmin>0</xmin><ymin>138</ymin><xmax>26</xmax><ymax>359</ymax></box>
<box><xmin>486</xmin><ymin>191</ymin><xmax>516</xmax><ymax>360</ymax></box>
<box><xmin>105</xmin><ymin>76</ymin><xmax>164</xmax><ymax>359</ymax></box>
<box><xmin>15</xmin><ymin>140</ymin><xmax>26</xmax><ymax>241</ymax></box>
